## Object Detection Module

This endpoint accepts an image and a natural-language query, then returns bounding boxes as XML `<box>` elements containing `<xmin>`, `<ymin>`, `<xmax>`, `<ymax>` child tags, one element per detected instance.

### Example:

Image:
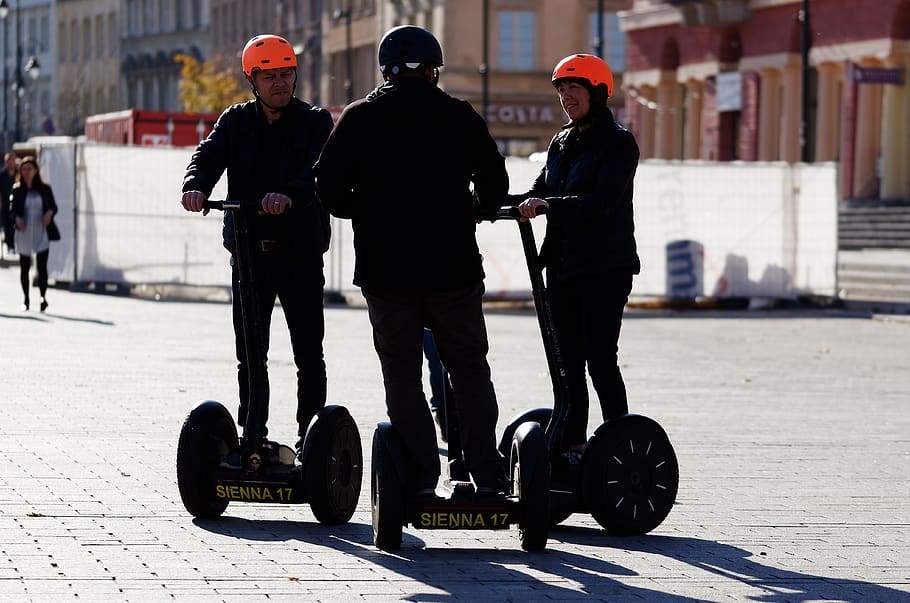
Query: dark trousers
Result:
<box><xmin>19</xmin><ymin>249</ymin><xmax>49</xmax><ymax>302</ymax></box>
<box><xmin>422</xmin><ymin>329</ymin><xmax>445</xmax><ymax>410</ymax></box>
<box><xmin>548</xmin><ymin>270</ymin><xmax>634</xmax><ymax>447</ymax></box>
<box><xmin>232</xmin><ymin>253</ymin><xmax>326</xmax><ymax>437</ymax></box>
<box><xmin>363</xmin><ymin>282</ymin><xmax>506</xmax><ymax>491</ymax></box>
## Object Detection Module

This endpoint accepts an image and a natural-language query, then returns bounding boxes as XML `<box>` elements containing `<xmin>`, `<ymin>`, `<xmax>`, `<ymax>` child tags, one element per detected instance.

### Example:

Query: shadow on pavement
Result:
<box><xmin>553</xmin><ymin>526</ymin><xmax>906</xmax><ymax>602</ymax></box>
<box><xmin>0</xmin><ymin>311</ymin><xmax>48</xmax><ymax>322</ymax></box>
<box><xmin>192</xmin><ymin>517</ymin><xmax>699</xmax><ymax>601</ymax></box>
<box><xmin>42</xmin><ymin>312</ymin><xmax>115</xmax><ymax>326</ymax></box>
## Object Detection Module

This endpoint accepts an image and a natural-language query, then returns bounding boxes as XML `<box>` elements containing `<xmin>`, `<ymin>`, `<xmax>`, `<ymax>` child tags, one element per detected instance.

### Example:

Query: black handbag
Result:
<box><xmin>46</xmin><ymin>219</ymin><xmax>61</xmax><ymax>241</ymax></box>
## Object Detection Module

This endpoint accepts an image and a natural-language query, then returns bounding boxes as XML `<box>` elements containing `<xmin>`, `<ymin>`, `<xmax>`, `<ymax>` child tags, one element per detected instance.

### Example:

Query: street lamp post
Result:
<box><xmin>13</xmin><ymin>0</ymin><xmax>20</xmax><ymax>142</ymax></box>
<box><xmin>799</xmin><ymin>0</ymin><xmax>812</xmax><ymax>163</ymax></box>
<box><xmin>0</xmin><ymin>0</ymin><xmax>9</xmax><ymax>148</ymax></box>
<box><xmin>594</xmin><ymin>0</ymin><xmax>605</xmax><ymax>59</ymax></box>
<box><xmin>9</xmin><ymin>0</ymin><xmax>39</xmax><ymax>143</ymax></box>
<box><xmin>480</xmin><ymin>0</ymin><xmax>489</xmax><ymax>121</ymax></box>
<box><xmin>333</xmin><ymin>5</ymin><xmax>353</xmax><ymax>105</ymax></box>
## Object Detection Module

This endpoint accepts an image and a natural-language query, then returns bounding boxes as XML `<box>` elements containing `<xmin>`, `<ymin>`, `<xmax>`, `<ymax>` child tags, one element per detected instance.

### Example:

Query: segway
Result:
<box><xmin>494</xmin><ymin>206</ymin><xmax>678</xmax><ymax>535</ymax></box>
<box><xmin>371</xmin><ymin>335</ymin><xmax>550</xmax><ymax>551</ymax></box>
<box><xmin>176</xmin><ymin>200</ymin><xmax>362</xmax><ymax>524</ymax></box>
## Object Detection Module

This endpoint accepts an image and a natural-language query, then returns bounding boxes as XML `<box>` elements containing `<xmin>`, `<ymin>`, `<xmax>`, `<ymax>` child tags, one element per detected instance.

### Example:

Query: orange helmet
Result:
<box><xmin>242</xmin><ymin>35</ymin><xmax>297</xmax><ymax>78</ymax></box>
<box><xmin>551</xmin><ymin>54</ymin><xmax>614</xmax><ymax>97</ymax></box>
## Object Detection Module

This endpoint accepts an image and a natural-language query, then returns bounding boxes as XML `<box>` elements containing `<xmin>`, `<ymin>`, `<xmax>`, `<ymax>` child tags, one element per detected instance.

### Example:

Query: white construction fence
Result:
<box><xmin>32</xmin><ymin>139</ymin><xmax>839</xmax><ymax>300</ymax></box>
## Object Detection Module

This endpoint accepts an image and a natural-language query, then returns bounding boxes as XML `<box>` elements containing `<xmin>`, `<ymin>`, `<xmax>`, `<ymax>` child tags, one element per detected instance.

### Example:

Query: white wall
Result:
<box><xmin>35</xmin><ymin>141</ymin><xmax>839</xmax><ymax>299</ymax></box>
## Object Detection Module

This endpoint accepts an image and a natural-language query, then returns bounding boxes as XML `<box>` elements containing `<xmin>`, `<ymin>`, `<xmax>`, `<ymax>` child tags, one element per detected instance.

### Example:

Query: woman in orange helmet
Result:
<box><xmin>512</xmin><ymin>54</ymin><xmax>641</xmax><ymax>465</ymax></box>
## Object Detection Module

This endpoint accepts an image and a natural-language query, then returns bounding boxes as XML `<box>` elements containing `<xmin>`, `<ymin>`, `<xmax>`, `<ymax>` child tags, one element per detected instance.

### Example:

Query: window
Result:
<box><xmin>70</xmin><ymin>21</ymin><xmax>78</xmax><ymax>62</ymax></box>
<box><xmin>160</xmin><ymin>0</ymin><xmax>172</xmax><ymax>32</ymax></box>
<box><xmin>96</xmin><ymin>16</ymin><xmax>104</xmax><ymax>58</ymax></box>
<box><xmin>58</xmin><ymin>23</ymin><xmax>67</xmax><ymax>63</ymax></box>
<box><xmin>498</xmin><ymin>11</ymin><xmax>536</xmax><ymax>71</ymax></box>
<box><xmin>39</xmin><ymin>15</ymin><xmax>49</xmax><ymax>53</ymax></box>
<box><xmin>110</xmin><ymin>85</ymin><xmax>119</xmax><ymax>111</ymax></box>
<box><xmin>589</xmin><ymin>13</ymin><xmax>625</xmax><ymax>72</ymax></box>
<box><xmin>108</xmin><ymin>14</ymin><xmax>117</xmax><ymax>57</ymax></box>
<box><xmin>27</xmin><ymin>17</ymin><xmax>37</xmax><ymax>54</ymax></box>
<box><xmin>128</xmin><ymin>0</ymin><xmax>139</xmax><ymax>36</ymax></box>
<box><xmin>82</xmin><ymin>18</ymin><xmax>91</xmax><ymax>62</ymax></box>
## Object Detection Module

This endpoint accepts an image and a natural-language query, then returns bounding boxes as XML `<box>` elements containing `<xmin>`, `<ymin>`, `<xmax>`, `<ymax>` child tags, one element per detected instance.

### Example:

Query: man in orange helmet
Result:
<box><xmin>181</xmin><ymin>35</ymin><xmax>334</xmax><ymax>456</ymax></box>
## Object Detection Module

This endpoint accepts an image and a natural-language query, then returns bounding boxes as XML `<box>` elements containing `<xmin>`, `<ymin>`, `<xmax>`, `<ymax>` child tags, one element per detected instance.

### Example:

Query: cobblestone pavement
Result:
<box><xmin>1</xmin><ymin>267</ymin><xmax>908</xmax><ymax>601</ymax></box>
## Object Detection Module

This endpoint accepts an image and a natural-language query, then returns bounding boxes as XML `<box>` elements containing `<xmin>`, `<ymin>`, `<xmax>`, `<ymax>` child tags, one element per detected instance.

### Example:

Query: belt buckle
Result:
<box><xmin>259</xmin><ymin>239</ymin><xmax>280</xmax><ymax>254</ymax></box>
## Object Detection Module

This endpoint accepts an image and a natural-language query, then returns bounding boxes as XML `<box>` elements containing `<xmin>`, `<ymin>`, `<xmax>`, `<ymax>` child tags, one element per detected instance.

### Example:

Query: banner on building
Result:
<box><xmin>716</xmin><ymin>72</ymin><xmax>742</xmax><ymax>112</ymax></box>
<box><xmin>852</xmin><ymin>66</ymin><xmax>904</xmax><ymax>85</ymax></box>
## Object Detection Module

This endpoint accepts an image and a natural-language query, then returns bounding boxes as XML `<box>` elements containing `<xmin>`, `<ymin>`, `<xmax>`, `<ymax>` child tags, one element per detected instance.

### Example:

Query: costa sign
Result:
<box><xmin>485</xmin><ymin>104</ymin><xmax>559</xmax><ymax>125</ymax></box>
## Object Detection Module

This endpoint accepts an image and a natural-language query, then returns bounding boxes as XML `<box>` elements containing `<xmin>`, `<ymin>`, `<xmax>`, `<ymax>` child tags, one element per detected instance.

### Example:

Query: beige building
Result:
<box><xmin>322</xmin><ymin>0</ymin><xmax>632</xmax><ymax>155</ymax></box>
<box><xmin>55</xmin><ymin>0</ymin><xmax>121</xmax><ymax>135</ymax></box>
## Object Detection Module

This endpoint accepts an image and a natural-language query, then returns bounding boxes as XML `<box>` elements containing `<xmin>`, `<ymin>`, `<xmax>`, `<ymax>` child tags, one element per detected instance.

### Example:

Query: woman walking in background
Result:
<box><xmin>11</xmin><ymin>157</ymin><xmax>58</xmax><ymax>312</ymax></box>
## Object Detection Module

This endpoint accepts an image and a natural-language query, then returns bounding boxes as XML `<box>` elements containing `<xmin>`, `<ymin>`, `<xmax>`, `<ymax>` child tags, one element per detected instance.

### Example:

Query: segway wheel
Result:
<box><xmin>176</xmin><ymin>400</ymin><xmax>238</xmax><ymax>519</ymax></box>
<box><xmin>581</xmin><ymin>415</ymin><xmax>678</xmax><ymax>536</ymax></box>
<box><xmin>371</xmin><ymin>427</ymin><xmax>404</xmax><ymax>550</ymax></box>
<box><xmin>304</xmin><ymin>405</ymin><xmax>363</xmax><ymax>525</ymax></box>
<box><xmin>510</xmin><ymin>422</ymin><xmax>549</xmax><ymax>552</ymax></box>
<box><xmin>501</xmin><ymin>410</ymin><xmax>573</xmax><ymax>527</ymax></box>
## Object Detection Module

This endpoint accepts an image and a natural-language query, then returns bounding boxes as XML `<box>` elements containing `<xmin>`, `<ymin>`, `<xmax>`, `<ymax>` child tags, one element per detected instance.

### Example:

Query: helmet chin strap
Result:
<box><xmin>248</xmin><ymin>70</ymin><xmax>298</xmax><ymax>114</ymax></box>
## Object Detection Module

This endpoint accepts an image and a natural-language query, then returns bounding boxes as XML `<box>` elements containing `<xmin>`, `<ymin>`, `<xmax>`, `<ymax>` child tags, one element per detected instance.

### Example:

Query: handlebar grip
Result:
<box><xmin>202</xmin><ymin>200</ymin><xmax>224</xmax><ymax>211</ymax></box>
<box><xmin>495</xmin><ymin>205</ymin><xmax>548</xmax><ymax>220</ymax></box>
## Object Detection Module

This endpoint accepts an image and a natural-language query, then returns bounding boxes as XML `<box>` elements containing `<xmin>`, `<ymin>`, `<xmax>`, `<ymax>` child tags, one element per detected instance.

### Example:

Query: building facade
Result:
<box><xmin>1</xmin><ymin>0</ymin><xmax>55</xmax><ymax>143</ymax></box>
<box><xmin>620</xmin><ymin>0</ymin><xmax>910</xmax><ymax>201</ymax></box>
<box><xmin>210</xmin><ymin>0</ymin><xmax>323</xmax><ymax>105</ymax></box>
<box><xmin>321</xmin><ymin>0</ymin><xmax>632</xmax><ymax>155</ymax></box>
<box><xmin>56</xmin><ymin>0</ymin><xmax>121</xmax><ymax>136</ymax></box>
<box><xmin>120</xmin><ymin>0</ymin><xmax>212</xmax><ymax>112</ymax></box>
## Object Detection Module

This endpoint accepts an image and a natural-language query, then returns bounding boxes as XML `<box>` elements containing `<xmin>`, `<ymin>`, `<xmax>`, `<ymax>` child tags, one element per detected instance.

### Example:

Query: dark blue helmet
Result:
<box><xmin>378</xmin><ymin>25</ymin><xmax>444</xmax><ymax>76</ymax></box>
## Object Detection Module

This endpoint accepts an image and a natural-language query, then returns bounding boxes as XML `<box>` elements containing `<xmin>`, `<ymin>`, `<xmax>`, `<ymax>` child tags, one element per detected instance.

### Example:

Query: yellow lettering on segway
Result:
<box><xmin>214</xmin><ymin>484</ymin><xmax>290</xmax><ymax>502</ymax></box>
<box><xmin>419</xmin><ymin>512</ymin><xmax>504</xmax><ymax>528</ymax></box>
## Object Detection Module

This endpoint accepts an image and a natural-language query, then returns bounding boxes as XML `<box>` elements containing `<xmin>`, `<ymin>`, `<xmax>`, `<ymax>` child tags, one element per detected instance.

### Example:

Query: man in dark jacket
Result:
<box><xmin>181</xmin><ymin>35</ymin><xmax>334</xmax><ymax>453</ymax></box>
<box><xmin>315</xmin><ymin>25</ymin><xmax>509</xmax><ymax>496</ymax></box>
<box><xmin>0</xmin><ymin>151</ymin><xmax>18</xmax><ymax>252</ymax></box>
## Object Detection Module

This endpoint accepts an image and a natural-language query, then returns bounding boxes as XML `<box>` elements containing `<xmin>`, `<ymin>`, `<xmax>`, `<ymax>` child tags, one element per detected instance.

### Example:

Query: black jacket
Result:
<box><xmin>182</xmin><ymin>97</ymin><xmax>334</xmax><ymax>257</ymax></box>
<box><xmin>315</xmin><ymin>78</ymin><xmax>508</xmax><ymax>291</ymax></box>
<box><xmin>11</xmin><ymin>181</ymin><xmax>58</xmax><ymax>220</ymax></box>
<box><xmin>511</xmin><ymin>110</ymin><xmax>641</xmax><ymax>280</ymax></box>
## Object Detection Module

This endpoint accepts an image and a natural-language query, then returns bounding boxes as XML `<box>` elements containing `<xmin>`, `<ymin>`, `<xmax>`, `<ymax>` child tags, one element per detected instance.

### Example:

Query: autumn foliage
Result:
<box><xmin>176</xmin><ymin>53</ymin><xmax>250</xmax><ymax>113</ymax></box>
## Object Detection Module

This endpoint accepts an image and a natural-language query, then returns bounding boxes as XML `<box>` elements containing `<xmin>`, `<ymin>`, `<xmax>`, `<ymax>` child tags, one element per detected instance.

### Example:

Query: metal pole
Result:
<box><xmin>481</xmin><ymin>0</ymin><xmax>489</xmax><ymax>121</ymax></box>
<box><xmin>799</xmin><ymin>0</ymin><xmax>811</xmax><ymax>163</ymax></box>
<box><xmin>344</xmin><ymin>7</ymin><xmax>353</xmax><ymax>104</ymax></box>
<box><xmin>72</xmin><ymin>142</ymin><xmax>79</xmax><ymax>283</ymax></box>
<box><xmin>14</xmin><ymin>0</ymin><xmax>20</xmax><ymax>142</ymax></box>
<box><xmin>2</xmin><ymin>12</ymin><xmax>7</xmax><ymax>145</ymax></box>
<box><xmin>595</xmin><ymin>0</ymin><xmax>604</xmax><ymax>58</ymax></box>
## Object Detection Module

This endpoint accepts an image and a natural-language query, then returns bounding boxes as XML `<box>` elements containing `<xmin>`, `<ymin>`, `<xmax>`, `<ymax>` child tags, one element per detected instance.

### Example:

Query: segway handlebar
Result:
<box><xmin>495</xmin><ymin>205</ymin><xmax>549</xmax><ymax>220</ymax></box>
<box><xmin>201</xmin><ymin>199</ymin><xmax>241</xmax><ymax>213</ymax></box>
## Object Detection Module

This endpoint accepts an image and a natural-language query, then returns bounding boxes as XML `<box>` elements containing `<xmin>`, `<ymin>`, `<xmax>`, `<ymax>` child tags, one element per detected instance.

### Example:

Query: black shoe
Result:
<box><xmin>414</xmin><ymin>487</ymin><xmax>442</xmax><ymax>505</ymax></box>
<box><xmin>39</xmin><ymin>298</ymin><xmax>48</xmax><ymax>313</ymax></box>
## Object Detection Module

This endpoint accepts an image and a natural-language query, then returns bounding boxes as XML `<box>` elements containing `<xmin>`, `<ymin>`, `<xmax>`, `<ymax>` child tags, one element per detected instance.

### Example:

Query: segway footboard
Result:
<box><xmin>211</xmin><ymin>467</ymin><xmax>306</xmax><ymax>504</ymax></box>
